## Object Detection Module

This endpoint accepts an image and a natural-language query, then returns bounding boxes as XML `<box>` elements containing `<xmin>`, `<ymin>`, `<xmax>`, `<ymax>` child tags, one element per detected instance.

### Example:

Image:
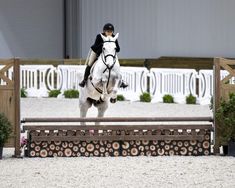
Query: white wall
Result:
<box><xmin>79</xmin><ymin>0</ymin><xmax>235</xmax><ymax>59</ymax></box>
<box><xmin>0</xmin><ymin>0</ymin><xmax>63</xmax><ymax>58</ymax></box>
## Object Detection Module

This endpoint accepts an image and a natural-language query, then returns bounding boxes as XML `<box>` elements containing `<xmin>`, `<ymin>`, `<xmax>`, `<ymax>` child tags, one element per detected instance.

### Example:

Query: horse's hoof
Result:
<box><xmin>110</xmin><ymin>98</ymin><xmax>117</xmax><ymax>103</ymax></box>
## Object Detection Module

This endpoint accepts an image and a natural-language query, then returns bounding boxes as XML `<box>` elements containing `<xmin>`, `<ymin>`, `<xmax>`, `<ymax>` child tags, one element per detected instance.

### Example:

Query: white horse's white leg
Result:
<box><xmin>79</xmin><ymin>99</ymin><xmax>92</xmax><ymax>125</ymax></box>
<box><xmin>95</xmin><ymin>101</ymin><xmax>108</xmax><ymax>125</ymax></box>
<box><xmin>110</xmin><ymin>77</ymin><xmax>121</xmax><ymax>102</ymax></box>
<box><xmin>101</xmin><ymin>80</ymin><xmax>108</xmax><ymax>101</ymax></box>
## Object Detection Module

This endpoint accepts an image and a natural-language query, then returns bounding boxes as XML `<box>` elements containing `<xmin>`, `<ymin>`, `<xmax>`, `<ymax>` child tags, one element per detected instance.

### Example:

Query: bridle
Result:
<box><xmin>101</xmin><ymin>41</ymin><xmax>117</xmax><ymax>71</ymax></box>
<box><xmin>100</xmin><ymin>41</ymin><xmax>117</xmax><ymax>89</ymax></box>
<box><xmin>90</xmin><ymin>41</ymin><xmax>118</xmax><ymax>94</ymax></box>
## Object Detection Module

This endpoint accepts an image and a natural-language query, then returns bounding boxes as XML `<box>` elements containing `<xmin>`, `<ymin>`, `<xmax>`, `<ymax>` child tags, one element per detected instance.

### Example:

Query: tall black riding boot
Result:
<box><xmin>79</xmin><ymin>66</ymin><xmax>91</xmax><ymax>87</ymax></box>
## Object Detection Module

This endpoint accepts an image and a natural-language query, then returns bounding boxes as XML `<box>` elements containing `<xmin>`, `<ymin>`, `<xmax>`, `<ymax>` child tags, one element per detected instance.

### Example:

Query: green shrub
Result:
<box><xmin>117</xmin><ymin>94</ymin><xmax>125</xmax><ymax>101</ymax></box>
<box><xmin>186</xmin><ymin>94</ymin><xmax>196</xmax><ymax>104</ymax></box>
<box><xmin>163</xmin><ymin>94</ymin><xmax>174</xmax><ymax>103</ymax></box>
<box><xmin>63</xmin><ymin>89</ymin><xmax>79</xmax><ymax>98</ymax></box>
<box><xmin>48</xmin><ymin>90</ymin><xmax>61</xmax><ymax>98</ymax></box>
<box><xmin>225</xmin><ymin>80</ymin><xmax>230</xmax><ymax>84</ymax></box>
<box><xmin>210</xmin><ymin>96</ymin><xmax>213</xmax><ymax>110</ymax></box>
<box><xmin>215</xmin><ymin>93</ymin><xmax>235</xmax><ymax>145</ymax></box>
<box><xmin>140</xmin><ymin>92</ymin><xmax>151</xmax><ymax>102</ymax></box>
<box><xmin>0</xmin><ymin>113</ymin><xmax>12</xmax><ymax>147</ymax></box>
<box><xmin>21</xmin><ymin>88</ymin><xmax>27</xmax><ymax>98</ymax></box>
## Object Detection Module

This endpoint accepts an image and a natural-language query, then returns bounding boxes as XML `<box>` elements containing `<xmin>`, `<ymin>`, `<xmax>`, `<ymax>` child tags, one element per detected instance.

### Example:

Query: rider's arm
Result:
<box><xmin>91</xmin><ymin>34</ymin><xmax>103</xmax><ymax>54</ymax></box>
<box><xmin>115</xmin><ymin>40</ymin><xmax>120</xmax><ymax>52</ymax></box>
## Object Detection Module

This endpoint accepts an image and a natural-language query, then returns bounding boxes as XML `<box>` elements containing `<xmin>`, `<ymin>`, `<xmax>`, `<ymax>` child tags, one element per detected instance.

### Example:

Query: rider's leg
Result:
<box><xmin>79</xmin><ymin>66</ymin><xmax>91</xmax><ymax>87</ymax></box>
<box><xmin>79</xmin><ymin>50</ymin><xmax>97</xmax><ymax>87</ymax></box>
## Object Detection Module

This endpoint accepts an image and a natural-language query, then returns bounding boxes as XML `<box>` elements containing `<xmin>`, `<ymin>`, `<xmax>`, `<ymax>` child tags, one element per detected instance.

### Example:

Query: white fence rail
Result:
<box><xmin>149</xmin><ymin>68</ymin><xmax>197</xmax><ymax>104</ymax></box>
<box><xmin>1</xmin><ymin>65</ymin><xmax>235</xmax><ymax>104</ymax></box>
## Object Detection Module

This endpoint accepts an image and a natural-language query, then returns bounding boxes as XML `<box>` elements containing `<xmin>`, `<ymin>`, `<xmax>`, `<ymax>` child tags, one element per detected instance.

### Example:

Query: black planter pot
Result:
<box><xmin>228</xmin><ymin>141</ymin><xmax>235</xmax><ymax>157</ymax></box>
<box><xmin>0</xmin><ymin>147</ymin><xmax>3</xmax><ymax>160</ymax></box>
<box><xmin>223</xmin><ymin>145</ymin><xmax>228</xmax><ymax>155</ymax></box>
<box><xmin>24</xmin><ymin>149</ymin><xmax>29</xmax><ymax>157</ymax></box>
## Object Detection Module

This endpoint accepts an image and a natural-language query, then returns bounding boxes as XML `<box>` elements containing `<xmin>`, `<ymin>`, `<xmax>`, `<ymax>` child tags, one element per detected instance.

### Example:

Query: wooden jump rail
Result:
<box><xmin>22</xmin><ymin>116</ymin><xmax>213</xmax><ymax>123</ymax></box>
<box><xmin>22</xmin><ymin>117</ymin><xmax>213</xmax><ymax>157</ymax></box>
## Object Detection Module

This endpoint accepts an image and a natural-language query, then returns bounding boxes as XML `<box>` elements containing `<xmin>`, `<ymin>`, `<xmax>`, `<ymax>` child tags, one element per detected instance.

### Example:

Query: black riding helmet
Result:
<box><xmin>103</xmin><ymin>23</ymin><xmax>114</xmax><ymax>32</ymax></box>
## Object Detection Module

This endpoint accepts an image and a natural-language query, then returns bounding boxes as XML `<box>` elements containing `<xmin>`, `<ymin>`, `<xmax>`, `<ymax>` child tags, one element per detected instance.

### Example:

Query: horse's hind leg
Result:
<box><xmin>96</xmin><ymin>101</ymin><xmax>108</xmax><ymax>125</ymax></box>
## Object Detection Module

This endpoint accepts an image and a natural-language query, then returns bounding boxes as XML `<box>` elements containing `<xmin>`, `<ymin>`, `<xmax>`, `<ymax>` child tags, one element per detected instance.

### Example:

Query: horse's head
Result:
<box><xmin>100</xmin><ymin>33</ymin><xmax>119</xmax><ymax>66</ymax></box>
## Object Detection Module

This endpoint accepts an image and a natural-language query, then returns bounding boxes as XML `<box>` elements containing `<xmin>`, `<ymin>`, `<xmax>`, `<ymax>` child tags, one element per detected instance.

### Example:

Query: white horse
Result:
<box><xmin>79</xmin><ymin>33</ymin><xmax>121</xmax><ymax>124</ymax></box>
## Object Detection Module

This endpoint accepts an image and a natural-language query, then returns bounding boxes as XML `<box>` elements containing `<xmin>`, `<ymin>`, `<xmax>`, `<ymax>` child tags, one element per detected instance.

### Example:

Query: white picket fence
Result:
<box><xmin>118</xmin><ymin>67</ymin><xmax>148</xmax><ymax>101</ymax></box>
<box><xmin>1</xmin><ymin>65</ymin><xmax>234</xmax><ymax>104</ymax></box>
<box><xmin>149</xmin><ymin>68</ymin><xmax>197</xmax><ymax>104</ymax></box>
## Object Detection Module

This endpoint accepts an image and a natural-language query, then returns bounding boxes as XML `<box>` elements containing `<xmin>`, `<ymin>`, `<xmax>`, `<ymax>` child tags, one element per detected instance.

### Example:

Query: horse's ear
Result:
<box><xmin>100</xmin><ymin>33</ymin><xmax>107</xmax><ymax>41</ymax></box>
<box><xmin>113</xmin><ymin>33</ymin><xmax>119</xmax><ymax>41</ymax></box>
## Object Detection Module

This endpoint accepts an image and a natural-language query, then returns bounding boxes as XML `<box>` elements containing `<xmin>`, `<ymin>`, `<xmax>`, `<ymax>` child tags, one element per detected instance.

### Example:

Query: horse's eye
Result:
<box><xmin>103</xmin><ymin>47</ymin><xmax>105</xmax><ymax>50</ymax></box>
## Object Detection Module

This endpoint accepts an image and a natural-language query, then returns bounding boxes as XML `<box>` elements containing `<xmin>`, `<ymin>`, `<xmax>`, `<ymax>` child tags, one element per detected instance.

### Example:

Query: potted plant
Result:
<box><xmin>215</xmin><ymin>93</ymin><xmax>235</xmax><ymax>156</ymax></box>
<box><xmin>0</xmin><ymin>113</ymin><xmax>12</xmax><ymax>159</ymax></box>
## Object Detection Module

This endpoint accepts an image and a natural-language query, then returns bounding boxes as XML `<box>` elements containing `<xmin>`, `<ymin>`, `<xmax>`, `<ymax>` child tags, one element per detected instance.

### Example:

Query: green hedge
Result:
<box><xmin>48</xmin><ymin>90</ymin><xmax>61</xmax><ymax>98</ymax></box>
<box><xmin>63</xmin><ymin>89</ymin><xmax>79</xmax><ymax>98</ymax></box>
<box><xmin>186</xmin><ymin>94</ymin><xmax>196</xmax><ymax>104</ymax></box>
<box><xmin>21</xmin><ymin>88</ymin><xmax>27</xmax><ymax>98</ymax></box>
<box><xmin>117</xmin><ymin>94</ymin><xmax>125</xmax><ymax>101</ymax></box>
<box><xmin>0</xmin><ymin>113</ymin><xmax>12</xmax><ymax>147</ymax></box>
<box><xmin>140</xmin><ymin>92</ymin><xmax>151</xmax><ymax>102</ymax></box>
<box><xmin>215</xmin><ymin>93</ymin><xmax>235</xmax><ymax>145</ymax></box>
<box><xmin>163</xmin><ymin>94</ymin><xmax>174</xmax><ymax>103</ymax></box>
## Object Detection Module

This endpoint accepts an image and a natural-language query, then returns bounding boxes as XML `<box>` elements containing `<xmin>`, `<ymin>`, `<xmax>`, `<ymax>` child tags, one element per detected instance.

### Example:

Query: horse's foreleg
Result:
<box><xmin>101</xmin><ymin>80</ymin><xmax>108</xmax><ymax>101</ymax></box>
<box><xmin>79</xmin><ymin>100</ymin><xmax>91</xmax><ymax>126</ymax></box>
<box><xmin>110</xmin><ymin>77</ymin><xmax>121</xmax><ymax>102</ymax></box>
<box><xmin>96</xmin><ymin>101</ymin><xmax>108</xmax><ymax>125</ymax></box>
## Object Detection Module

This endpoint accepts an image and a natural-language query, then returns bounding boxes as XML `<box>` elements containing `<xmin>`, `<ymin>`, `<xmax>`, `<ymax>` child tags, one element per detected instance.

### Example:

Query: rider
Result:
<box><xmin>79</xmin><ymin>23</ymin><xmax>128</xmax><ymax>88</ymax></box>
